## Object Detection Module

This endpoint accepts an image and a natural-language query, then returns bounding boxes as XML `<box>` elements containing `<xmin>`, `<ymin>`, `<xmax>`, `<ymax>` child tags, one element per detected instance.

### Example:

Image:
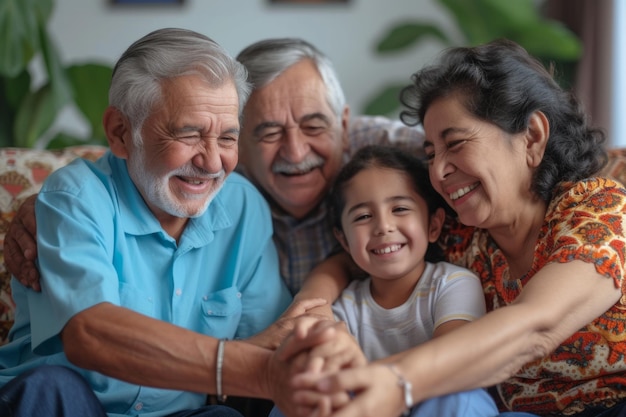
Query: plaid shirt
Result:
<box><xmin>271</xmin><ymin>115</ymin><xmax>425</xmax><ymax>294</ymax></box>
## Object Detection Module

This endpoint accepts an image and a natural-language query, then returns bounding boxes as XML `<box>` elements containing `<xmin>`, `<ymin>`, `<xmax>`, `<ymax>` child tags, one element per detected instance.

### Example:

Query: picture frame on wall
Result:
<box><xmin>111</xmin><ymin>0</ymin><xmax>184</xmax><ymax>5</ymax></box>
<box><xmin>269</xmin><ymin>0</ymin><xmax>348</xmax><ymax>4</ymax></box>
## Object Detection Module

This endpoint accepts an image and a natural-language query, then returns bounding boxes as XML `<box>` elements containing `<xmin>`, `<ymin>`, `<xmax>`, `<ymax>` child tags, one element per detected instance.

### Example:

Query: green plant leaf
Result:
<box><xmin>0</xmin><ymin>0</ymin><xmax>113</xmax><ymax>148</ymax></box>
<box><xmin>38</xmin><ymin>22</ymin><xmax>72</xmax><ymax>109</ymax></box>
<box><xmin>2</xmin><ymin>70</ymin><xmax>31</xmax><ymax>113</ymax></box>
<box><xmin>13</xmin><ymin>84</ymin><xmax>59</xmax><ymax>147</ymax></box>
<box><xmin>0</xmin><ymin>71</ymin><xmax>30</xmax><ymax>146</ymax></box>
<box><xmin>0</xmin><ymin>0</ymin><xmax>53</xmax><ymax>77</ymax></box>
<box><xmin>67</xmin><ymin>63</ymin><xmax>113</xmax><ymax>140</ymax></box>
<box><xmin>440</xmin><ymin>0</ymin><xmax>538</xmax><ymax>45</ymax></box>
<box><xmin>0</xmin><ymin>106</ymin><xmax>12</xmax><ymax>147</ymax></box>
<box><xmin>362</xmin><ymin>84</ymin><xmax>406</xmax><ymax>116</ymax></box>
<box><xmin>376</xmin><ymin>22</ymin><xmax>450</xmax><ymax>53</ymax></box>
<box><xmin>10</xmin><ymin>22</ymin><xmax>72</xmax><ymax>148</ymax></box>
<box><xmin>362</xmin><ymin>0</ymin><xmax>583</xmax><ymax>116</ymax></box>
<box><xmin>510</xmin><ymin>21</ymin><xmax>582</xmax><ymax>61</ymax></box>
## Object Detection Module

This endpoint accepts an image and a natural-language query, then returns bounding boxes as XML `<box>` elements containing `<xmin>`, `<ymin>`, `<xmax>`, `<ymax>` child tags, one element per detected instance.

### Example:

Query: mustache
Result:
<box><xmin>172</xmin><ymin>165</ymin><xmax>225</xmax><ymax>180</ymax></box>
<box><xmin>272</xmin><ymin>154</ymin><xmax>325</xmax><ymax>174</ymax></box>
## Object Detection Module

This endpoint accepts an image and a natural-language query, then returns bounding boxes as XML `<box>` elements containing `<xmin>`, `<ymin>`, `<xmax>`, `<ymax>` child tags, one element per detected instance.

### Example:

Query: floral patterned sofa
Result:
<box><xmin>2</xmin><ymin>145</ymin><xmax>626</xmax><ymax>345</ymax></box>
<box><xmin>0</xmin><ymin>145</ymin><xmax>107</xmax><ymax>344</ymax></box>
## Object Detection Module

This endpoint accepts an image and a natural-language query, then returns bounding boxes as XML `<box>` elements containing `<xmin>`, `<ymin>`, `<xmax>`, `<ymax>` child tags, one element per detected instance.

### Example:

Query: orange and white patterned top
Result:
<box><xmin>442</xmin><ymin>178</ymin><xmax>626</xmax><ymax>416</ymax></box>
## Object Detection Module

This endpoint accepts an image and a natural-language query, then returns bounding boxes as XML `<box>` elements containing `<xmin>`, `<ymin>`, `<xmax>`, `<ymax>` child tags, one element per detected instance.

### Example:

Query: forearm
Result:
<box><xmin>391</xmin><ymin>303</ymin><xmax>541</xmax><ymax>402</ymax></box>
<box><xmin>294</xmin><ymin>252</ymin><xmax>354</xmax><ymax>318</ymax></box>
<box><xmin>390</xmin><ymin>261</ymin><xmax>621</xmax><ymax>403</ymax></box>
<box><xmin>63</xmin><ymin>302</ymin><xmax>273</xmax><ymax>398</ymax></box>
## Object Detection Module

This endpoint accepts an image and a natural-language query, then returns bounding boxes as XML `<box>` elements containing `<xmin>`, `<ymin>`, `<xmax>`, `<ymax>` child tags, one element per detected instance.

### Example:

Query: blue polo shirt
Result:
<box><xmin>0</xmin><ymin>151</ymin><xmax>292</xmax><ymax>416</ymax></box>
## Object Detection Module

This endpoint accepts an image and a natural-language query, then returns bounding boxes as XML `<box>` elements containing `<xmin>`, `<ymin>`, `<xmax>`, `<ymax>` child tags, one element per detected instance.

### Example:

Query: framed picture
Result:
<box><xmin>111</xmin><ymin>0</ymin><xmax>184</xmax><ymax>4</ymax></box>
<box><xmin>269</xmin><ymin>0</ymin><xmax>348</xmax><ymax>3</ymax></box>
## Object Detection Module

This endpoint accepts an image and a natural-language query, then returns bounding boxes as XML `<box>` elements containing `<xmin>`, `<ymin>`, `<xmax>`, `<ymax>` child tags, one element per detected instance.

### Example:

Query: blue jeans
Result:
<box><xmin>0</xmin><ymin>365</ymin><xmax>244</xmax><ymax>417</ymax></box>
<box><xmin>408</xmin><ymin>389</ymin><xmax>537</xmax><ymax>417</ymax></box>
<box><xmin>0</xmin><ymin>365</ymin><xmax>107</xmax><ymax>417</ymax></box>
<box><xmin>168</xmin><ymin>405</ymin><xmax>244</xmax><ymax>417</ymax></box>
<box><xmin>268</xmin><ymin>389</ymin><xmax>538</xmax><ymax>417</ymax></box>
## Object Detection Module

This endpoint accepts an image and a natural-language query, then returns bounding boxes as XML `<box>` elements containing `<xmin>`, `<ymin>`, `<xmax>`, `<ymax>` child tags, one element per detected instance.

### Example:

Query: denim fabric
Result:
<box><xmin>268</xmin><ymin>389</ymin><xmax>539</xmax><ymax>417</ymax></box>
<box><xmin>411</xmin><ymin>389</ymin><xmax>500</xmax><ymax>417</ymax></box>
<box><xmin>0</xmin><ymin>365</ymin><xmax>245</xmax><ymax>417</ymax></box>
<box><xmin>0</xmin><ymin>365</ymin><xmax>106</xmax><ymax>417</ymax></box>
<box><xmin>166</xmin><ymin>404</ymin><xmax>244</xmax><ymax>417</ymax></box>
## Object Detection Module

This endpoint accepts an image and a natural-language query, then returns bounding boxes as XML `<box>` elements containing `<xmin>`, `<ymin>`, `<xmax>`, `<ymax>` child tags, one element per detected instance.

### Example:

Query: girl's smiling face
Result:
<box><xmin>335</xmin><ymin>165</ymin><xmax>443</xmax><ymax>282</ymax></box>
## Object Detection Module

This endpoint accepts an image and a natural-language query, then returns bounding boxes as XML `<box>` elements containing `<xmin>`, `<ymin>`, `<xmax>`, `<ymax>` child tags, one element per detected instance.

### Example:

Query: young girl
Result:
<box><xmin>327</xmin><ymin>145</ymin><xmax>513</xmax><ymax>417</ymax></box>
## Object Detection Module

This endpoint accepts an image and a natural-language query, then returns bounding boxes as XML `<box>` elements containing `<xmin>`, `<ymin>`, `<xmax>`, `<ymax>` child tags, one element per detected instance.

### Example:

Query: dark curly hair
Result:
<box><xmin>399</xmin><ymin>38</ymin><xmax>607</xmax><ymax>203</ymax></box>
<box><xmin>329</xmin><ymin>145</ymin><xmax>450</xmax><ymax>262</ymax></box>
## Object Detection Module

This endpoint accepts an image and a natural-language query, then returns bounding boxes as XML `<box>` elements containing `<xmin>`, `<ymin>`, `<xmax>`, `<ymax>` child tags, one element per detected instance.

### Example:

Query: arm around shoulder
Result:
<box><xmin>4</xmin><ymin>194</ymin><xmax>40</xmax><ymax>290</ymax></box>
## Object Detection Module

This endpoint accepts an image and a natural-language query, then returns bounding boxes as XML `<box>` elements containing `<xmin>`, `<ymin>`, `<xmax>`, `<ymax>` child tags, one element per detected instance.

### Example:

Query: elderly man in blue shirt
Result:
<box><xmin>0</xmin><ymin>28</ymin><xmax>296</xmax><ymax>417</ymax></box>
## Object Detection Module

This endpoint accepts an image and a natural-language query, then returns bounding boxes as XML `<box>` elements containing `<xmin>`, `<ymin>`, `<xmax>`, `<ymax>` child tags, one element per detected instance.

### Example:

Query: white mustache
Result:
<box><xmin>272</xmin><ymin>154</ymin><xmax>325</xmax><ymax>174</ymax></box>
<box><xmin>172</xmin><ymin>166</ymin><xmax>225</xmax><ymax>181</ymax></box>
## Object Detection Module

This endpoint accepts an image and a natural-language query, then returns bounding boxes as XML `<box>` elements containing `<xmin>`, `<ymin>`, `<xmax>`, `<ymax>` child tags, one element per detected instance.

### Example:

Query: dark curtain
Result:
<box><xmin>543</xmin><ymin>0</ymin><xmax>615</xmax><ymax>142</ymax></box>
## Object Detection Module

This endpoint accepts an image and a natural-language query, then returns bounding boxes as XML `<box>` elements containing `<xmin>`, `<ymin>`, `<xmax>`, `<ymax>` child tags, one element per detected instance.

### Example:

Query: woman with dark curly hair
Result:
<box><xmin>283</xmin><ymin>39</ymin><xmax>626</xmax><ymax>417</ymax></box>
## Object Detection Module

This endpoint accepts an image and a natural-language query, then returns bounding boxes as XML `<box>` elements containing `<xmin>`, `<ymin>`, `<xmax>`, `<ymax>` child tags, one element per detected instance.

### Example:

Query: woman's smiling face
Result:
<box><xmin>423</xmin><ymin>95</ymin><xmax>532</xmax><ymax>229</ymax></box>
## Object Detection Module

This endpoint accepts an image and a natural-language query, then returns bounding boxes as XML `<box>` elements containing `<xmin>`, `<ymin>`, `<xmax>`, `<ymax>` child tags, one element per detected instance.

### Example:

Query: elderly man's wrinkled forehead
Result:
<box><xmin>237</xmin><ymin>39</ymin><xmax>346</xmax><ymax>118</ymax></box>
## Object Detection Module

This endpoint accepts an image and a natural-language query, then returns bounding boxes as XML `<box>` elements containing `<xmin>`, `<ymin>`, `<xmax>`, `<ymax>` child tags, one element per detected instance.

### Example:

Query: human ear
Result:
<box><xmin>525</xmin><ymin>111</ymin><xmax>550</xmax><ymax>168</ymax></box>
<box><xmin>340</xmin><ymin>106</ymin><xmax>351</xmax><ymax>151</ymax></box>
<box><xmin>333</xmin><ymin>227</ymin><xmax>351</xmax><ymax>253</ymax></box>
<box><xmin>427</xmin><ymin>207</ymin><xmax>446</xmax><ymax>243</ymax></box>
<box><xmin>103</xmin><ymin>106</ymin><xmax>132</xmax><ymax>159</ymax></box>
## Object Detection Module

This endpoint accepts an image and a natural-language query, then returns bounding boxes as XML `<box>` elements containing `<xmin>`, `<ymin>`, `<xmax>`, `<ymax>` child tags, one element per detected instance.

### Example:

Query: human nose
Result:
<box><xmin>279</xmin><ymin>127</ymin><xmax>310</xmax><ymax>163</ymax></box>
<box><xmin>193</xmin><ymin>140</ymin><xmax>223</xmax><ymax>173</ymax></box>
<box><xmin>429</xmin><ymin>152</ymin><xmax>455</xmax><ymax>182</ymax></box>
<box><xmin>374</xmin><ymin>213</ymin><xmax>395</xmax><ymax>236</ymax></box>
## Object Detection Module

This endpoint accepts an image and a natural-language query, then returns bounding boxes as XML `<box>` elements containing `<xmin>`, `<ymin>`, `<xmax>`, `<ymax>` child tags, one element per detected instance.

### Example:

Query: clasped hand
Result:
<box><xmin>271</xmin><ymin>317</ymin><xmax>366</xmax><ymax>417</ymax></box>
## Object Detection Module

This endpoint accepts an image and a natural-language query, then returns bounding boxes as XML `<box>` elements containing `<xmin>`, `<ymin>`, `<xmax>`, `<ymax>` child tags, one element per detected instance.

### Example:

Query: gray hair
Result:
<box><xmin>236</xmin><ymin>38</ymin><xmax>346</xmax><ymax>117</ymax></box>
<box><xmin>109</xmin><ymin>28</ymin><xmax>250</xmax><ymax>136</ymax></box>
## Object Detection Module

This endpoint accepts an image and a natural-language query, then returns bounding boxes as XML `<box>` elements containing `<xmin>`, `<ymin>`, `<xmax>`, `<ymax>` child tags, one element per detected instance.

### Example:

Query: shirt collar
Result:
<box><xmin>107</xmin><ymin>152</ymin><xmax>231</xmax><ymax>246</ymax></box>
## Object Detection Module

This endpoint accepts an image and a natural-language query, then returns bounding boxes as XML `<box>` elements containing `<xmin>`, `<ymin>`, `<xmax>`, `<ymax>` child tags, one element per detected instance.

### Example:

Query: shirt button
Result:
<box><xmin>134</xmin><ymin>402</ymin><xmax>143</xmax><ymax>411</ymax></box>
<box><xmin>175</xmin><ymin>288</ymin><xmax>182</xmax><ymax>296</ymax></box>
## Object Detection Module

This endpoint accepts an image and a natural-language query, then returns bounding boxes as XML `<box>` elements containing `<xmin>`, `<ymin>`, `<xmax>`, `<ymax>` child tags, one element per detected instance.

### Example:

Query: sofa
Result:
<box><xmin>0</xmin><ymin>145</ymin><xmax>108</xmax><ymax>344</ymax></box>
<box><xmin>2</xmin><ymin>145</ymin><xmax>626</xmax><ymax>347</ymax></box>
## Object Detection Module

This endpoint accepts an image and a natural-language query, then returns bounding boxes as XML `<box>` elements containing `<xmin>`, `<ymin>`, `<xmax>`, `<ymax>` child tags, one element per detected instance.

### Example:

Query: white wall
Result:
<box><xmin>47</xmin><ymin>0</ymin><xmax>623</xmax><ymax>147</ymax></box>
<box><xmin>48</xmin><ymin>0</ymin><xmax>452</xmax><ymax>117</ymax></box>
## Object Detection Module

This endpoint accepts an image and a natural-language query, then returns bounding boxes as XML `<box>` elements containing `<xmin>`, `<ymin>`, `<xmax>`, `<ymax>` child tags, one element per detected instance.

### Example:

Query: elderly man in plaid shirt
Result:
<box><xmin>236</xmin><ymin>38</ymin><xmax>425</xmax><ymax>296</ymax></box>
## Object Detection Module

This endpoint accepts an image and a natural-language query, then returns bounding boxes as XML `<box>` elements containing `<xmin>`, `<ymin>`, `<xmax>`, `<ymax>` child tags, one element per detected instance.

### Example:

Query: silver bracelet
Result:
<box><xmin>386</xmin><ymin>364</ymin><xmax>413</xmax><ymax>416</ymax></box>
<box><xmin>216</xmin><ymin>339</ymin><xmax>227</xmax><ymax>403</ymax></box>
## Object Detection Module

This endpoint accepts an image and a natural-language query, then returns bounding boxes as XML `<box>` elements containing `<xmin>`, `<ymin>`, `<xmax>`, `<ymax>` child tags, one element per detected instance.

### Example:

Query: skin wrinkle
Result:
<box><xmin>238</xmin><ymin>59</ymin><xmax>349</xmax><ymax>220</ymax></box>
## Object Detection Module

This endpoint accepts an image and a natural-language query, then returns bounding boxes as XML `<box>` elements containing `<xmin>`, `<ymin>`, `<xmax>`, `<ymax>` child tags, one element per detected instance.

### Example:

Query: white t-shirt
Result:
<box><xmin>332</xmin><ymin>261</ymin><xmax>485</xmax><ymax>361</ymax></box>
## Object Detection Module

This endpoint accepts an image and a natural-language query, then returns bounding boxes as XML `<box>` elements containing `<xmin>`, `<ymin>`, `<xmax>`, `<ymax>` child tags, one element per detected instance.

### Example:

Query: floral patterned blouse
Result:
<box><xmin>442</xmin><ymin>178</ymin><xmax>626</xmax><ymax>416</ymax></box>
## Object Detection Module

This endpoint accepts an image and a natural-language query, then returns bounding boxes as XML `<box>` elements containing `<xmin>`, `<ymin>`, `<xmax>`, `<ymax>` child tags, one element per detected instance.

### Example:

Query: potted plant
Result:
<box><xmin>363</xmin><ymin>0</ymin><xmax>582</xmax><ymax>115</ymax></box>
<box><xmin>0</xmin><ymin>0</ymin><xmax>113</xmax><ymax>148</ymax></box>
